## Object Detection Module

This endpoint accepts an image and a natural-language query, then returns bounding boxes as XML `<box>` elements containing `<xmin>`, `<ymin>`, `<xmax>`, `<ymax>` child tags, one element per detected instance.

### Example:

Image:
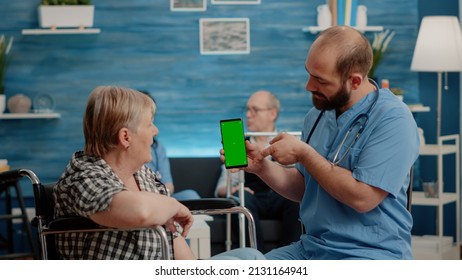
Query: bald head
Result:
<box><xmin>246</xmin><ymin>90</ymin><xmax>280</xmax><ymax>132</ymax></box>
<box><xmin>311</xmin><ymin>26</ymin><xmax>373</xmax><ymax>82</ymax></box>
<box><xmin>250</xmin><ymin>90</ymin><xmax>280</xmax><ymax>114</ymax></box>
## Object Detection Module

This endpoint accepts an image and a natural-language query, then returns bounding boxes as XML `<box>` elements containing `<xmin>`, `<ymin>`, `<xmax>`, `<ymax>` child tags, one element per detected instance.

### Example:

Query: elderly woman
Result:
<box><xmin>54</xmin><ymin>86</ymin><xmax>264</xmax><ymax>260</ymax></box>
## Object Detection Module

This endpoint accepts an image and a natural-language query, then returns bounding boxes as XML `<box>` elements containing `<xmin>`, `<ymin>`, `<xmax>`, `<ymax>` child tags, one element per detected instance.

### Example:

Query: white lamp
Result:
<box><xmin>411</xmin><ymin>16</ymin><xmax>462</xmax><ymax>141</ymax></box>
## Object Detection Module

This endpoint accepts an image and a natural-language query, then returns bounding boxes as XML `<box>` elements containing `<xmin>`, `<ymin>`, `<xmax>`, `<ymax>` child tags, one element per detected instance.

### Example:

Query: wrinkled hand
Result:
<box><xmin>165</xmin><ymin>202</ymin><xmax>194</xmax><ymax>237</ymax></box>
<box><xmin>261</xmin><ymin>133</ymin><xmax>305</xmax><ymax>166</ymax></box>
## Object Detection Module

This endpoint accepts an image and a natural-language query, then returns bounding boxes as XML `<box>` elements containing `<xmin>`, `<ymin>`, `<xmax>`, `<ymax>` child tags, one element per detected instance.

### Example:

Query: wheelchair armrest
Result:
<box><xmin>180</xmin><ymin>198</ymin><xmax>238</xmax><ymax>211</ymax></box>
<box><xmin>39</xmin><ymin>216</ymin><xmax>172</xmax><ymax>260</ymax></box>
<box><xmin>48</xmin><ymin>216</ymin><xmax>101</xmax><ymax>230</ymax></box>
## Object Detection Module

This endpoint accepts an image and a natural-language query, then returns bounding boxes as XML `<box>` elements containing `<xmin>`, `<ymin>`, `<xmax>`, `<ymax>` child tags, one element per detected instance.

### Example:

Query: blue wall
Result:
<box><xmin>1</xmin><ymin>0</ymin><xmax>419</xmax><ymax>186</ymax></box>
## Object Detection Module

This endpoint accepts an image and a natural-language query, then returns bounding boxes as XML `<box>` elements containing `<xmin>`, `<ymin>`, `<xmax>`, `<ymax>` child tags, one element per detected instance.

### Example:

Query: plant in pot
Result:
<box><xmin>390</xmin><ymin>88</ymin><xmax>405</xmax><ymax>101</ymax></box>
<box><xmin>39</xmin><ymin>0</ymin><xmax>94</xmax><ymax>29</ymax></box>
<box><xmin>368</xmin><ymin>29</ymin><xmax>395</xmax><ymax>82</ymax></box>
<box><xmin>0</xmin><ymin>35</ymin><xmax>14</xmax><ymax>114</ymax></box>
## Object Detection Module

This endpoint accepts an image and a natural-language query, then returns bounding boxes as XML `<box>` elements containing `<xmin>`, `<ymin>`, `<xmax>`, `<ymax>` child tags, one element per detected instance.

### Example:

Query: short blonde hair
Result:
<box><xmin>83</xmin><ymin>86</ymin><xmax>155</xmax><ymax>157</ymax></box>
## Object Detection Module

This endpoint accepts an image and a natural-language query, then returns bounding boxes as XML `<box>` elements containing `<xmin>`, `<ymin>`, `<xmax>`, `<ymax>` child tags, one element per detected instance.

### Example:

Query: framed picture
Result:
<box><xmin>170</xmin><ymin>0</ymin><xmax>207</xmax><ymax>11</ymax></box>
<box><xmin>200</xmin><ymin>18</ymin><xmax>250</xmax><ymax>55</ymax></box>
<box><xmin>211</xmin><ymin>0</ymin><xmax>261</xmax><ymax>4</ymax></box>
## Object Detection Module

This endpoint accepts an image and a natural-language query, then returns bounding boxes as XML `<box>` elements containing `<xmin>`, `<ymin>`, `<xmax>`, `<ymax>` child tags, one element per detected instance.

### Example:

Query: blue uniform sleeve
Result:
<box><xmin>352</xmin><ymin>106</ymin><xmax>419</xmax><ymax>198</ymax></box>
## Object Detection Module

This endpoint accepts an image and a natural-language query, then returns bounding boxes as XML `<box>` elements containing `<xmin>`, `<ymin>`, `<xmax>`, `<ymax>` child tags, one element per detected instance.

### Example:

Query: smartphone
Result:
<box><xmin>220</xmin><ymin>118</ymin><xmax>248</xmax><ymax>169</ymax></box>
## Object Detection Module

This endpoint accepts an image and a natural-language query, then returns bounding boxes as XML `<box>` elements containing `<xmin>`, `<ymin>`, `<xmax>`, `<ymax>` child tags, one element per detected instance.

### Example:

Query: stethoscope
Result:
<box><xmin>305</xmin><ymin>78</ymin><xmax>380</xmax><ymax>166</ymax></box>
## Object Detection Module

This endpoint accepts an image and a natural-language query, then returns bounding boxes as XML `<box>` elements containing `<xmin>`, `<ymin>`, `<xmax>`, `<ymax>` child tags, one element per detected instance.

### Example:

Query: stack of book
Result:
<box><xmin>328</xmin><ymin>0</ymin><xmax>358</xmax><ymax>26</ymax></box>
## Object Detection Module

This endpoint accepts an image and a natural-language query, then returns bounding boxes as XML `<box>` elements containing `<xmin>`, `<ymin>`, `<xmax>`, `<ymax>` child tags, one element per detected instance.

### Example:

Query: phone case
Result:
<box><xmin>220</xmin><ymin>118</ymin><xmax>248</xmax><ymax>169</ymax></box>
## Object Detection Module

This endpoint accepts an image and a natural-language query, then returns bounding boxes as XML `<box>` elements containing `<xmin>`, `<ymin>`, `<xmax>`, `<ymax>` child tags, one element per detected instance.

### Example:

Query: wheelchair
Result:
<box><xmin>0</xmin><ymin>169</ymin><xmax>257</xmax><ymax>260</ymax></box>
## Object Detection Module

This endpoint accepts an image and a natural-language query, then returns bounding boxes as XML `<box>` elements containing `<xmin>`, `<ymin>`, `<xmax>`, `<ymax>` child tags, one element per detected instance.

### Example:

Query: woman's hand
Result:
<box><xmin>164</xmin><ymin>202</ymin><xmax>194</xmax><ymax>237</ymax></box>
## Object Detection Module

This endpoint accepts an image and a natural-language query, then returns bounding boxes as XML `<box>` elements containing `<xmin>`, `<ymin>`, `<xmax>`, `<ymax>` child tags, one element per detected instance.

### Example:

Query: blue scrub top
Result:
<box><xmin>296</xmin><ymin>88</ymin><xmax>419</xmax><ymax>259</ymax></box>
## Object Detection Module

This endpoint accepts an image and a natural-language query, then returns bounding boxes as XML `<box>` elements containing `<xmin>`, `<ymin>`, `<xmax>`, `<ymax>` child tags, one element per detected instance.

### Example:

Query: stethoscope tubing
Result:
<box><xmin>306</xmin><ymin>78</ymin><xmax>380</xmax><ymax>166</ymax></box>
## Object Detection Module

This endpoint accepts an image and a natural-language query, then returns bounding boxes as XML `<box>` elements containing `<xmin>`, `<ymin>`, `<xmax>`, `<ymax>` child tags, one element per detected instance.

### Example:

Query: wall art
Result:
<box><xmin>200</xmin><ymin>18</ymin><xmax>250</xmax><ymax>55</ymax></box>
<box><xmin>171</xmin><ymin>0</ymin><xmax>206</xmax><ymax>11</ymax></box>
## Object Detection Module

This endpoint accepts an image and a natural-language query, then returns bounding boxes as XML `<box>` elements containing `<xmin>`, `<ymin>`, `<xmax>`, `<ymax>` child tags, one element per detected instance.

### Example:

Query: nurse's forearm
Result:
<box><xmin>298</xmin><ymin>145</ymin><xmax>387</xmax><ymax>212</ymax></box>
<box><xmin>255</xmin><ymin>160</ymin><xmax>305</xmax><ymax>202</ymax></box>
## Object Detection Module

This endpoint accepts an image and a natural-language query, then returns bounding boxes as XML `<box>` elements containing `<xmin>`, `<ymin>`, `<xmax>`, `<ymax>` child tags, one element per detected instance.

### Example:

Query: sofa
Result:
<box><xmin>170</xmin><ymin>157</ymin><xmax>283</xmax><ymax>255</ymax></box>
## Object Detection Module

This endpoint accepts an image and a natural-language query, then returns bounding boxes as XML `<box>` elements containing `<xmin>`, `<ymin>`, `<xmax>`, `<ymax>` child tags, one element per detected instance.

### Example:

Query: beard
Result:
<box><xmin>311</xmin><ymin>82</ymin><xmax>351</xmax><ymax>111</ymax></box>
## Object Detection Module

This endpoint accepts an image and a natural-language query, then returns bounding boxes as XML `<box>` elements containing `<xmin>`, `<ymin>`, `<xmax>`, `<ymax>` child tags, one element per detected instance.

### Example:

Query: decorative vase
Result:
<box><xmin>317</xmin><ymin>4</ymin><xmax>332</xmax><ymax>29</ymax></box>
<box><xmin>0</xmin><ymin>95</ymin><xmax>5</xmax><ymax>114</ymax></box>
<box><xmin>356</xmin><ymin>5</ymin><xmax>367</xmax><ymax>28</ymax></box>
<box><xmin>7</xmin><ymin>93</ymin><xmax>32</xmax><ymax>113</ymax></box>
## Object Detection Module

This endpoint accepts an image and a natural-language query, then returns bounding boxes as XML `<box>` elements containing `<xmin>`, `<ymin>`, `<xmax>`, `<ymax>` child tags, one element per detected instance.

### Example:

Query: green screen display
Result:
<box><xmin>220</xmin><ymin>118</ymin><xmax>248</xmax><ymax>169</ymax></box>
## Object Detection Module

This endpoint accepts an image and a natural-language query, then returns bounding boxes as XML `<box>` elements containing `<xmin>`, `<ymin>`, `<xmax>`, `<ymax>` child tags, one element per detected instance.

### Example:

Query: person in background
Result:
<box><xmin>224</xmin><ymin>26</ymin><xmax>419</xmax><ymax>259</ymax></box>
<box><xmin>147</xmin><ymin>138</ymin><xmax>200</xmax><ymax>200</ymax></box>
<box><xmin>215</xmin><ymin>90</ymin><xmax>301</xmax><ymax>253</ymax></box>
<box><xmin>54</xmin><ymin>86</ymin><xmax>265</xmax><ymax>260</ymax></box>
<box><xmin>140</xmin><ymin>90</ymin><xmax>200</xmax><ymax>201</ymax></box>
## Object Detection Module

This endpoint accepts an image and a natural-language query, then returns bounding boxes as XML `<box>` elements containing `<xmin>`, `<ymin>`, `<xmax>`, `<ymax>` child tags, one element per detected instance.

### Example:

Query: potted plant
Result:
<box><xmin>368</xmin><ymin>29</ymin><xmax>395</xmax><ymax>81</ymax></box>
<box><xmin>390</xmin><ymin>88</ymin><xmax>404</xmax><ymax>101</ymax></box>
<box><xmin>39</xmin><ymin>0</ymin><xmax>94</xmax><ymax>29</ymax></box>
<box><xmin>0</xmin><ymin>35</ymin><xmax>14</xmax><ymax>113</ymax></box>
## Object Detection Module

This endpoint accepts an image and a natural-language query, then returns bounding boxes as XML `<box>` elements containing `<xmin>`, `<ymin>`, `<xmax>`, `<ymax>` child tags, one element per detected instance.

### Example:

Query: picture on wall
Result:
<box><xmin>200</xmin><ymin>18</ymin><xmax>250</xmax><ymax>55</ymax></box>
<box><xmin>211</xmin><ymin>0</ymin><xmax>261</xmax><ymax>4</ymax></box>
<box><xmin>171</xmin><ymin>0</ymin><xmax>206</xmax><ymax>11</ymax></box>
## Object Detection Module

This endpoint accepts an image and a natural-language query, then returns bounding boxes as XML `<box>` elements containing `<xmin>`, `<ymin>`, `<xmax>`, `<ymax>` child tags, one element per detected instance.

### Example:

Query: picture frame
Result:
<box><xmin>211</xmin><ymin>0</ymin><xmax>261</xmax><ymax>4</ymax></box>
<box><xmin>200</xmin><ymin>18</ymin><xmax>250</xmax><ymax>55</ymax></box>
<box><xmin>170</xmin><ymin>0</ymin><xmax>207</xmax><ymax>12</ymax></box>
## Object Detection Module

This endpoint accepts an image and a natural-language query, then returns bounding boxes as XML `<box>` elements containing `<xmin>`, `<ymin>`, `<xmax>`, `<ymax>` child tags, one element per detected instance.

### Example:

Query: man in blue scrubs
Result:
<box><xmin>233</xmin><ymin>26</ymin><xmax>420</xmax><ymax>259</ymax></box>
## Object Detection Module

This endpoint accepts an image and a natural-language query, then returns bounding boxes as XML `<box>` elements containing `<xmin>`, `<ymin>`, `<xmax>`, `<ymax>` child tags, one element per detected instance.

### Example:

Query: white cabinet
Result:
<box><xmin>412</xmin><ymin>134</ymin><xmax>460</xmax><ymax>259</ymax></box>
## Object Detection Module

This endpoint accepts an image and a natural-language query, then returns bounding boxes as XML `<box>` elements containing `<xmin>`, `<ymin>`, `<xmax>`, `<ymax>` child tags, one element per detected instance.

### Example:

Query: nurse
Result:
<box><xmin>223</xmin><ymin>25</ymin><xmax>420</xmax><ymax>259</ymax></box>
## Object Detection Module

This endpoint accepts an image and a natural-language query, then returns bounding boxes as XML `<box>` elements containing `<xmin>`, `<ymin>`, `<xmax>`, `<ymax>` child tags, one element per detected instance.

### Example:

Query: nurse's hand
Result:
<box><xmin>261</xmin><ymin>133</ymin><xmax>306</xmax><ymax>166</ymax></box>
<box><xmin>219</xmin><ymin>140</ymin><xmax>266</xmax><ymax>174</ymax></box>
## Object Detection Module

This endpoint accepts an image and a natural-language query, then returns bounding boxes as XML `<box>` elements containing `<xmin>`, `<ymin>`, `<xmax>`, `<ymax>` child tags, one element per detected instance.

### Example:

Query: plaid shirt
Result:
<box><xmin>54</xmin><ymin>151</ymin><xmax>175</xmax><ymax>259</ymax></box>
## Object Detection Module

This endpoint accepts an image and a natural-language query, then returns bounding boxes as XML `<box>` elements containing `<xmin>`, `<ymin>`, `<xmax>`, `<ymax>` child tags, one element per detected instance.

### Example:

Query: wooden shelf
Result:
<box><xmin>408</xmin><ymin>105</ymin><xmax>430</xmax><ymax>113</ymax></box>
<box><xmin>412</xmin><ymin>191</ymin><xmax>458</xmax><ymax>206</ymax></box>
<box><xmin>419</xmin><ymin>143</ymin><xmax>458</xmax><ymax>155</ymax></box>
<box><xmin>0</xmin><ymin>113</ymin><xmax>61</xmax><ymax>119</ymax></box>
<box><xmin>412</xmin><ymin>134</ymin><xmax>460</xmax><ymax>259</ymax></box>
<box><xmin>412</xmin><ymin>235</ymin><xmax>460</xmax><ymax>260</ymax></box>
<box><xmin>302</xmin><ymin>26</ymin><xmax>383</xmax><ymax>34</ymax></box>
<box><xmin>21</xmin><ymin>28</ymin><xmax>101</xmax><ymax>35</ymax></box>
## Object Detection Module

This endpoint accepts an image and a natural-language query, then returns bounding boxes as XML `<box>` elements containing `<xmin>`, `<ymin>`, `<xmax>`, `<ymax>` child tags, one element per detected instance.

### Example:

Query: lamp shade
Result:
<box><xmin>411</xmin><ymin>16</ymin><xmax>462</xmax><ymax>72</ymax></box>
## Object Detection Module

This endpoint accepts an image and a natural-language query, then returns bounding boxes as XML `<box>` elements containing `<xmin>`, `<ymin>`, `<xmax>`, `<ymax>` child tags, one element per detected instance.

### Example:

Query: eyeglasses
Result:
<box><xmin>245</xmin><ymin>107</ymin><xmax>273</xmax><ymax>115</ymax></box>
